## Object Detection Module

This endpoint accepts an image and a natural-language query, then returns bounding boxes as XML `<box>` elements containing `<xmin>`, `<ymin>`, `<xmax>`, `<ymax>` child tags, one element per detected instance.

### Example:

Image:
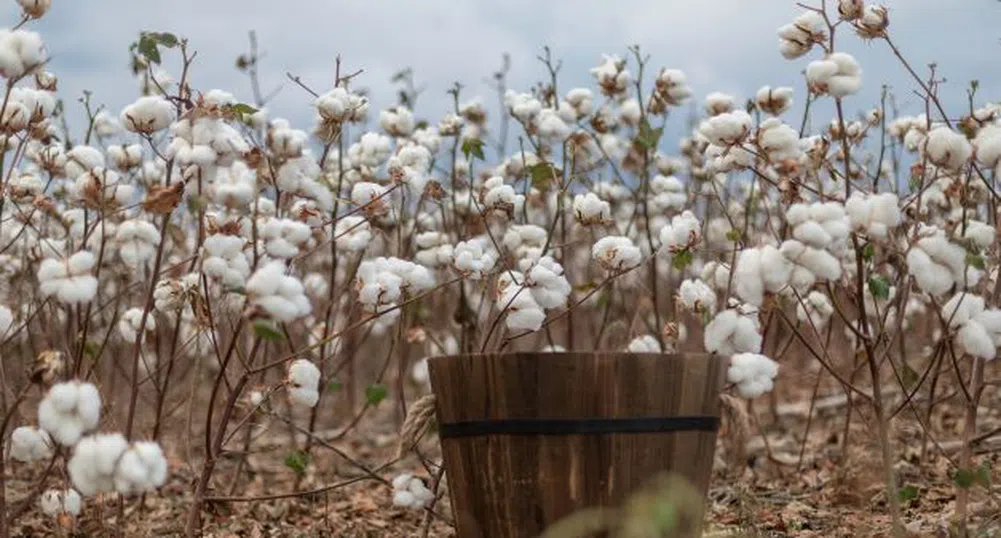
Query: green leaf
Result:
<box><xmin>651</xmin><ymin>500</ymin><xmax>679</xmax><ymax>533</ymax></box>
<box><xmin>898</xmin><ymin>484</ymin><xmax>919</xmax><ymax>503</ymax></box>
<box><xmin>83</xmin><ymin>341</ymin><xmax>100</xmax><ymax>359</ymax></box>
<box><xmin>671</xmin><ymin>249</ymin><xmax>694</xmax><ymax>270</ymax></box>
<box><xmin>725</xmin><ymin>229</ymin><xmax>742</xmax><ymax>243</ymax></box>
<box><xmin>861</xmin><ymin>243</ymin><xmax>875</xmax><ymax>262</ymax></box>
<box><xmin>966</xmin><ymin>252</ymin><xmax>986</xmax><ymax>271</ymax></box>
<box><xmin>901</xmin><ymin>364</ymin><xmax>919</xmax><ymax>390</ymax></box>
<box><xmin>137</xmin><ymin>35</ymin><xmax>161</xmax><ymax>65</ymax></box>
<box><xmin>327</xmin><ymin>379</ymin><xmax>342</xmax><ymax>392</ymax></box>
<box><xmin>284</xmin><ymin>450</ymin><xmax>310</xmax><ymax>476</ymax></box>
<box><xmin>954</xmin><ymin>467</ymin><xmax>976</xmax><ymax>489</ymax></box>
<box><xmin>975</xmin><ymin>463</ymin><xmax>992</xmax><ymax>488</ymax></box>
<box><xmin>637</xmin><ymin>118</ymin><xmax>663</xmax><ymax>150</ymax></box>
<box><xmin>365</xmin><ymin>384</ymin><xmax>388</xmax><ymax>406</ymax></box>
<box><xmin>229</xmin><ymin>103</ymin><xmax>257</xmax><ymax>116</ymax></box>
<box><xmin>150</xmin><ymin>32</ymin><xmax>179</xmax><ymax>48</ymax></box>
<box><xmin>461</xmin><ymin>138</ymin><xmax>485</xmax><ymax>160</ymax></box>
<box><xmin>252</xmin><ymin>320</ymin><xmax>284</xmax><ymax>342</ymax></box>
<box><xmin>868</xmin><ymin>275</ymin><xmax>890</xmax><ymax>300</ymax></box>
<box><xmin>528</xmin><ymin>162</ymin><xmax>560</xmax><ymax>191</ymax></box>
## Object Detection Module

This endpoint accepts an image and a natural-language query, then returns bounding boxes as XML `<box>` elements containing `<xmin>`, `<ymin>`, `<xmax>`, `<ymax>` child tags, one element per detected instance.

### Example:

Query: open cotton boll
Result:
<box><xmin>956</xmin><ymin>321</ymin><xmax>996</xmax><ymax>360</ymax></box>
<box><xmin>659</xmin><ymin>211</ymin><xmax>701</xmax><ymax>252</ymax></box>
<box><xmin>414</xmin><ymin>232</ymin><xmax>454</xmax><ymax>268</ymax></box>
<box><xmin>201</xmin><ymin>234</ymin><xmax>250</xmax><ymax>289</ymax></box>
<box><xmin>565</xmin><ymin>88</ymin><xmax>594</xmax><ymax>118</ymax></box>
<box><xmin>780</xmin><ymin>240</ymin><xmax>842</xmax><ymax>282</ymax></box>
<box><xmin>0</xmin><ymin>29</ymin><xmax>46</xmax><ymax>78</ymax></box>
<box><xmin>37</xmin><ymin>380</ymin><xmax>102</xmax><ymax>446</ymax></box>
<box><xmin>453</xmin><ymin>239</ymin><xmax>497</xmax><ymax>280</ymax></box>
<box><xmin>907</xmin><ymin>228</ymin><xmax>976</xmax><ymax>296</ymax></box>
<box><xmin>314</xmin><ymin>87</ymin><xmax>368</xmax><ymax>124</ymax></box>
<box><xmin>756</xmin><ymin>86</ymin><xmax>794</xmax><ymax>116</ymax></box>
<box><xmin>116</xmin><ymin>219</ymin><xmax>161</xmax><ymax>267</ymax></box>
<box><xmin>118</xmin><ymin>307</ymin><xmax>155</xmax><ymax>343</ymax></box>
<box><xmin>107</xmin><ymin>144</ymin><xmax>144</xmax><ymax>171</ymax></box>
<box><xmin>733</xmin><ymin>246</ymin><xmax>791</xmax><ymax>307</ymax></box>
<box><xmin>483</xmin><ymin>177</ymin><xmax>524</xmax><ymax>216</ymax></box>
<box><xmin>39</xmin><ymin>489</ymin><xmax>81</xmax><ymax>518</ymax></box>
<box><xmin>727</xmin><ymin>353</ymin><xmax>779</xmax><ymax>398</ymax></box>
<box><xmin>974</xmin><ymin>125</ymin><xmax>1001</xmax><ymax>168</ymax></box>
<box><xmin>806</xmin><ymin>53</ymin><xmax>862</xmax><ymax>98</ymax></box>
<box><xmin>650</xmin><ymin>175</ymin><xmax>687</xmax><ymax>213</ymax></box>
<box><xmin>923</xmin><ymin>126</ymin><xmax>972</xmax><ymax>170</ymax></box>
<box><xmin>704</xmin><ymin>309</ymin><xmax>762</xmax><ymax>356</ymax></box>
<box><xmin>391</xmin><ymin>474</ymin><xmax>436</xmax><ymax>509</ymax></box>
<box><xmin>573</xmin><ymin>192</ymin><xmax>611</xmax><ymax>225</ymax></box>
<box><xmin>261</xmin><ymin>218</ymin><xmax>312</xmax><ymax>259</ymax></box>
<box><xmin>68</xmin><ymin>433</ymin><xmax>129</xmax><ymax>496</ymax></box>
<box><xmin>699</xmin><ymin>110</ymin><xmax>752</xmax><ymax>146</ymax></box>
<box><xmin>678</xmin><ymin>278</ymin><xmax>716</xmax><ymax>314</ymax></box>
<box><xmin>776</xmin><ymin>11</ymin><xmax>824</xmax><ymax>59</ymax></box>
<box><xmin>845</xmin><ymin>192</ymin><xmax>901</xmax><ymax>240</ymax></box>
<box><xmin>963</xmin><ymin>221</ymin><xmax>996</xmax><ymax>250</ymax></box>
<box><xmin>592</xmin><ymin>236</ymin><xmax>642</xmax><ymax>271</ymax></box>
<box><xmin>497</xmin><ymin>286</ymin><xmax>545</xmax><ymax>332</ymax></box>
<box><xmin>0</xmin><ymin>305</ymin><xmax>13</xmax><ymax>338</ymax></box>
<box><xmin>120</xmin><ymin>96</ymin><xmax>175</xmax><ymax>134</ymax></box>
<box><xmin>627</xmin><ymin>335</ymin><xmax>661</xmax><ymax>353</ymax></box>
<box><xmin>941</xmin><ymin>292</ymin><xmax>987</xmax><ymax>328</ymax></box>
<box><xmin>9</xmin><ymin>425</ymin><xmax>53</xmax><ymax>462</ymax></box>
<box><xmin>379</xmin><ymin>106</ymin><xmax>415</xmax><ymax>137</ymax></box>
<box><xmin>411</xmin><ymin>358</ymin><xmax>429</xmax><ymax>385</ymax></box>
<box><xmin>525</xmin><ymin>257</ymin><xmax>572</xmax><ymax>309</ymax></box>
<box><xmin>590</xmin><ymin>54</ymin><xmax>631</xmax><ymax>97</ymax></box>
<box><xmin>333</xmin><ymin>215</ymin><xmax>373</xmax><ymax>252</ymax></box>
<box><xmin>287</xmin><ymin>359</ymin><xmax>321</xmax><ymax>408</ymax></box>
<box><xmin>114</xmin><ymin>441</ymin><xmax>168</xmax><ymax>495</ymax></box>
<box><xmin>246</xmin><ymin>262</ymin><xmax>312</xmax><ymax>322</ymax></box>
<box><xmin>37</xmin><ymin>250</ymin><xmax>99</xmax><ymax>304</ymax></box>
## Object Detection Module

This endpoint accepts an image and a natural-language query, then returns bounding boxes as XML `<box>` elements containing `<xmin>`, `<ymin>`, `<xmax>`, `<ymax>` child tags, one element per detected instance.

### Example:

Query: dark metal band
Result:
<box><xmin>438</xmin><ymin>416</ymin><xmax>720</xmax><ymax>438</ymax></box>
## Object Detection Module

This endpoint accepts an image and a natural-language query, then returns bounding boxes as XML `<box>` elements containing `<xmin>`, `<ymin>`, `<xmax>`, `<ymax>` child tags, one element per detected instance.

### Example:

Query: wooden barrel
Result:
<box><xmin>428</xmin><ymin>352</ymin><xmax>727</xmax><ymax>538</ymax></box>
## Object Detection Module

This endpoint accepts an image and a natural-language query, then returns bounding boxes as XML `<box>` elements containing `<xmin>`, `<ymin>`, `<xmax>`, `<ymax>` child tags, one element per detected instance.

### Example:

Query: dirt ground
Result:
<box><xmin>8</xmin><ymin>359</ymin><xmax>1001</xmax><ymax>538</ymax></box>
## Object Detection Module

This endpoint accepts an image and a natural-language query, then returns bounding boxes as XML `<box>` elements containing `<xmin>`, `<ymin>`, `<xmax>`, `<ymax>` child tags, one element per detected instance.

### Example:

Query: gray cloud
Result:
<box><xmin>20</xmin><ymin>0</ymin><xmax>1001</xmax><ymax>146</ymax></box>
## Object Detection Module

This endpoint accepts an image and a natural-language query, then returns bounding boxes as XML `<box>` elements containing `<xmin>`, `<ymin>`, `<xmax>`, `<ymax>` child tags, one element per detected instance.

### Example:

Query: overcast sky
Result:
<box><xmin>21</xmin><ymin>0</ymin><xmax>1001</xmax><ymax>149</ymax></box>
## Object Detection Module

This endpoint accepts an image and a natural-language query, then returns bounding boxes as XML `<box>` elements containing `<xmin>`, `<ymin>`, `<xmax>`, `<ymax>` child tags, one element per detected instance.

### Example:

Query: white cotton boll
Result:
<box><xmin>0</xmin><ymin>29</ymin><xmax>46</xmax><ymax>78</ymax></box>
<box><xmin>334</xmin><ymin>215</ymin><xmax>373</xmax><ymax>252</ymax></box>
<box><xmin>806</xmin><ymin>53</ymin><xmax>862</xmax><ymax>98</ymax></box>
<box><xmin>261</xmin><ymin>218</ymin><xmax>312</xmax><ymax>259</ymax></box>
<box><xmin>114</xmin><ymin>441</ymin><xmax>168</xmax><ymax>495</ymax></box>
<box><xmin>303</xmin><ymin>273</ymin><xmax>329</xmax><ymax>301</ymax></box>
<box><xmin>699</xmin><ymin>110</ymin><xmax>752</xmax><ymax>146</ymax></box>
<box><xmin>727</xmin><ymin>353</ymin><xmax>779</xmax><ymax>398</ymax></box>
<box><xmin>0</xmin><ymin>305</ymin><xmax>13</xmax><ymax>338</ymax></box>
<box><xmin>757</xmin><ymin>118</ymin><xmax>802</xmax><ymax>161</ymax></box>
<box><xmin>39</xmin><ymin>489</ymin><xmax>81</xmax><ymax>519</ymax></box>
<box><xmin>541</xmin><ymin>345</ymin><xmax>566</xmax><ymax>353</ymax></box>
<box><xmin>756</xmin><ymin>86</ymin><xmax>794</xmax><ymax>115</ymax></box>
<box><xmin>107</xmin><ymin>143</ymin><xmax>144</xmax><ymax>171</ymax></box>
<box><xmin>537</xmin><ymin>108</ymin><xmax>571</xmax><ymax>139</ymax></box>
<box><xmin>659</xmin><ymin>211</ymin><xmax>701</xmax><ymax>252</ymax></box>
<box><xmin>118</xmin><ymin>307</ymin><xmax>155</xmax><ymax>343</ymax></box>
<box><xmin>9</xmin><ymin>426</ymin><xmax>52</xmax><ymax>462</ymax></box>
<box><xmin>704</xmin><ymin>92</ymin><xmax>734</xmax><ymax>116</ymax></box>
<box><xmin>792</xmin><ymin>220</ymin><xmax>832</xmax><ymax>249</ymax></box>
<box><xmin>286</xmin><ymin>359</ymin><xmax>320</xmax><ymax>408</ymax></box>
<box><xmin>589</xmin><ymin>54</ymin><xmax>630</xmax><ymax>97</ymax></box>
<box><xmin>627</xmin><ymin>335</ymin><xmax>661</xmax><ymax>353</ymax></box>
<box><xmin>618</xmin><ymin>98</ymin><xmax>642</xmax><ymax>126</ymax></box>
<box><xmin>526</xmin><ymin>257</ymin><xmax>571</xmax><ymax>309</ymax></box>
<box><xmin>592</xmin><ymin>236</ymin><xmax>642</xmax><ymax>271</ymax></box>
<box><xmin>391</xmin><ymin>474</ymin><xmax>435</xmax><ymax>509</ymax></box>
<box><xmin>504</xmin><ymin>90</ymin><xmax>542</xmax><ymax>123</ymax></box>
<box><xmin>566</xmin><ymin>88</ymin><xmax>594</xmax><ymax>118</ymax></box>
<box><xmin>573</xmin><ymin>192</ymin><xmax>611</xmax><ymax>225</ymax></box>
<box><xmin>957</xmin><ymin>321</ymin><xmax>996</xmax><ymax>360</ymax></box>
<box><xmin>906</xmin><ymin>248</ymin><xmax>954</xmax><ymax>297</ymax></box>
<box><xmin>941</xmin><ymin>292</ymin><xmax>986</xmax><ymax>329</ymax></box>
<box><xmin>453</xmin><ymin>240</ymin><xmax>497</xmax><ymax>280</ymax></box>
<box><xmin>796</xmin><ymin>291</ymin><xmax>834</xmax><ymax>331</ymax></box>
<box><xmin>650</xmin><ymin>175</ymin><xmax>687</xmax><ymax>212</ymax></box>
<box><xmin>678</xmin><ymin>279</ymin><xmax>716</xmax><ymax>314</ymax></box>
<box><xmin>498</xmin><ymin>287</ymin><xmax>546</xmax><ymax>332</ymax></box>
<box><xmin>924</xmin><ymin>126</ymin><xmax>972</xmax><ymax>170</ymax></box>
<box><xmin>963</xmin><ymin>221</ymin><xmax>996</xmax><ymax>250</ymax></box>
<box><xmin>38</xmin><ymin>251</ymin><xmax>99</xmax><ymax>305</ymax></box>
<box><xmin>201</xmin><ymin>234</ymin><xmax>250</xmax><ymax>289</ymax></box>
<box><xmin>120</xmin><ymin>96</ymin><xmax>175</xmax><ymax>134</ymax></box>
<box><xmin>704</xmin><ymin>309</ymin><xmax>762</xmax><ymax>356</ymax></box>
<box><xmin>907</xmin><ymin>230</ymin><xmax>971</xmax><ymax>295</ymax></box>
<box><xmin>782</xmin><ymin>240</ymin><xmax>842</xmax><ymax>281</ymax></box>
<box><xmin>37</xmin><ymin>380</ymin><xmax>102</xmax><ymax>446</ymax></box>
<box><xmin>777</xmin><ymin>11</ymin><xmax>824</xmax><ymax>59</ymax></box>
<box><xmin>68</xmin><ymin>433</ymin><xmax>128</xmax><ymax>497</ymax></box>
<box><xmin>116</xmin><ymin>220</ymin><xmax>161</xmax><ymax>268</ymax></box>
<box><xmin>246</xmin><ymin>262</ymin><xmax>312</xmax><ymax>322</ymax></box>
<box><xmin>974</xmin><ymin>125</ymin><xmax>1001</xmax><ymax>167</ymax></box>
<box><xmin>380</xmin><ymin>107</ymin><xmax>414</xmax><ymax>137</ymax></box>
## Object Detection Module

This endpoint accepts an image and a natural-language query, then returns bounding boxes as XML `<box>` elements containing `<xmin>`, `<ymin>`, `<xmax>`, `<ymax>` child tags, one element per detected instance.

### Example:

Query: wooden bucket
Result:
<box><xmin>428</xmin><ymin>352</ymin><xmax>727</xmax><ymax>538</ymax></box>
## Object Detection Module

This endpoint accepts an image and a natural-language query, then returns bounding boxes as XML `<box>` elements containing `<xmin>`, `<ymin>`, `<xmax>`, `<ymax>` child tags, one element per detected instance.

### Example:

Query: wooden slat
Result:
<box><xmin>428</xmin><ymin>352</ymin><xmax>726</xmax><ymax>538</ymax></box>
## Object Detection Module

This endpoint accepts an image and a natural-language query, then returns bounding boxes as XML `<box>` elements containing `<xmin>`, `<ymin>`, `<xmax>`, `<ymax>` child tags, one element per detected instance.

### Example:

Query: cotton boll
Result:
<box><xmin>957</xmin><ymin>321</ymin><xmax>996</xmax><ymax>360</ymax></box>
<box><xmin>116</xmin><ymin>220</ymin><xmax>161</xmax><ymax>268</ymax></box>
<box><xmin>806</xmin><ymin>53</ymin><xmax>862</xmax><ymax>98</ymax></box>
<box><xmin>37</xmin><ymin>251</ymin><xmax>99</xmax><ymax>305</ymax></box>
<box><xmin>659</xmin><ymin>211</ymin><xmax>701</xmax><ymax>252</ymax></box>
<box><xmin>68</xmin><ymin>433</ymin><xmax>129</xmax><ymax>496</ymax></box>
<box><xmin>114</xmin><ymin>441</ymin><xmax>168</xmax><ymax>495</ymax></box>
<box><xmin>287</xmin><ymin>359</ymin><xmax>321</xmax><ymax>408</ymax></box>
<box><xmin>391</xmin><ymin>474</ymin><xmax>435</xmax><ymax>509</ymax></box>
<box><xmin>497</xmin><ymin>286</ymin><xmax>545</xmax><ymax>332</ymax></box>
<box><xmin>573</xmin><ymin>192</ymin><xmax>611</xmax><ymax>225</ymax></box>
<box><xmin>704</xmin><ymin>309</ymin><xmax>762</xmax><ymax>356</ymax></box>
<box><xmin>756</xmin><ymin>86</ymin><xmax>794</xmax><ymax>116</ymax></box>
<box><xmin>39</xmin><ymin>489</ymin><xmax>81</xmax><ymax>519</ymax></box>
<box><xmin>118</xmin><ymin>307</ymin><xmax>155</xmax><ymax>343</ymax></box>
<box><xmin>924</xmin><ymin>126</ymin><xmax>972</xmax><ymax>170</ymax></box>
<box><xmin>941</xmin><ymin>292</ymin><xmax>986</xmax><ymax>329</ymax></box>
<box><xmin>120</xmin><ymin>96</ymin><xmax>175</xmax><ymax>134</ymax></box>
<box><xmin>699</xmin><ymin>110</ymin><xmax>752</xmax><ymax>146</ymax></box>
<box><xmin>526</xmin><ymin>257</ymin><xmax>571</xmax><ymax>310</ymax></box>
<box><xmin>37</xmin><ymin>380</ymin><xmax>102</xmax><ymax>446</ymax></box>
<box><xmin>727</xmin><ymin>353</ymin><xmax>779</xmax><ymax>398</ymax></box>
<box><xmin>592</xmin><ymin>236</ymin><xmax>642</xmax><ymax>271</ymax></box>
<box><xmin>246</xmin><ymin>262</ymin><xmax>312</xmax><ymax>322</ymax></box>
<box><xmin>261</xmin><ymin>218</ymin><xmax>312</xmax><ymax>259</ymax></box>
<box><xmin>627</xmin><ymin>335</ymin><xmax>661</xmax><ymax>353</ymax></box>
<box><xmin>411</xmin><ymin>358</ymin><xmax>429</xmax><ymax>385</ymax></box>
<box><xmin>9</xmin><ymin>425</ymin><xmax>52</xmax><ymax>462</ymax></box>
<box><xmin>963</xmin><ymin>221</ymin><xmax>996</xmax><ymax>250</ymax></box>
<box><xmin>974</xmin><ymin>125</ymin><xmax>1001</xmax><ymax>168</ymax></box>
<box><xmin>777</xmin><ymin>11</ymin><xmax>824</xmax><ymax>59</ymax></box>
<box><xmin>452</xmin><ymin>239</ymin><xmax>497</xmax><ymax>280</ymax></box>
<box><xmin>796</xmin><ymin>291</ymin><xmax>834</xmax><ymax>331</ymax></box>
<box><xmin>678</xmin><ymin>278</ymin><xmax>716</xmax><ymax>314</ymax></box>
<box><xmin>590</xmin><ymin>54</ymin><xmax>631</xmax><ymax>97</ymax></box>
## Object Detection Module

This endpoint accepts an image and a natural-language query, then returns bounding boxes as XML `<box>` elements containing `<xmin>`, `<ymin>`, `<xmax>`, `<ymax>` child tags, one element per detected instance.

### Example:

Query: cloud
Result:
<box><xmin>18</xmin><ymin>0</ymin><xmax>1001</xmax><ymax>145</ymax></box>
